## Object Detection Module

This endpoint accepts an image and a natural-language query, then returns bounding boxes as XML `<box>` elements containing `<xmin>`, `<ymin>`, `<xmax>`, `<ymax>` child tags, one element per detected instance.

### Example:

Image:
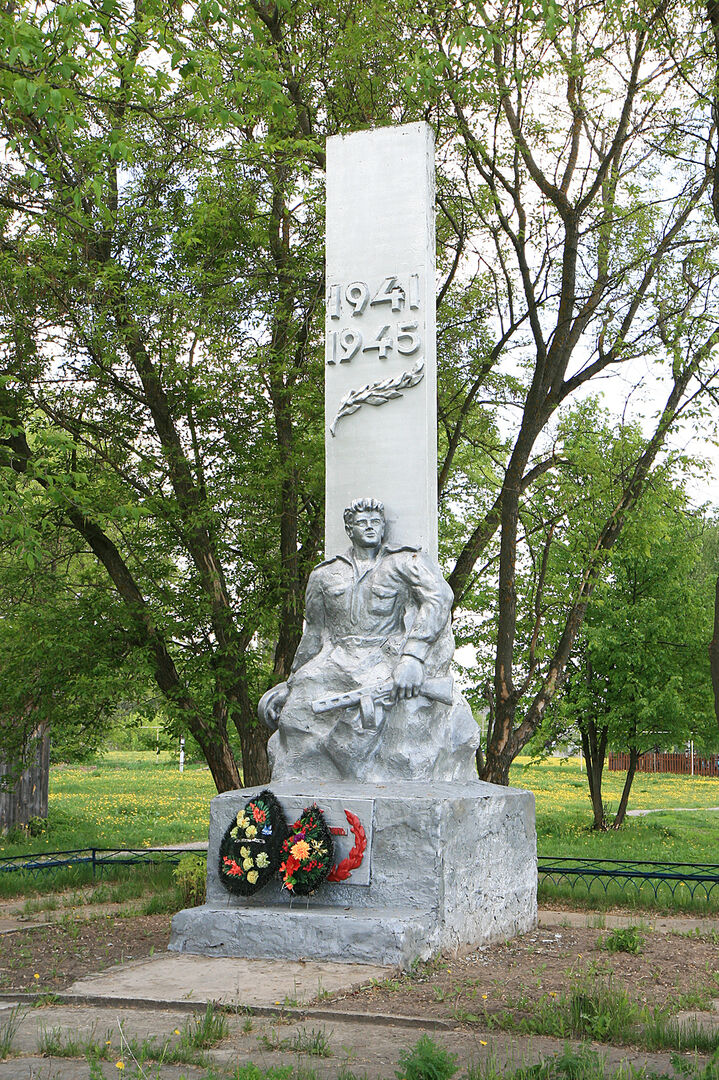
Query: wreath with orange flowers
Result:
<box><xmin>279</xmin><ymin>804</ymin><xmax>334</xmax><ymax>896</ymax></box>
<box><xmin>218</xmin><ymin>790</ymin><xmax>288</xmax><ymax>896</ymax></box>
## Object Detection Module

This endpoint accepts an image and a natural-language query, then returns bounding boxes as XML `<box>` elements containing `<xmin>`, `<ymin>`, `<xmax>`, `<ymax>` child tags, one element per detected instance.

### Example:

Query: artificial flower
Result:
<box><xmin>247</xmin><ymin>870</ymin><xmax>259</xmax><ymax>884</ymax></box>
<box><xmin>290</xmin><ymin>839</ymin><xmax>310</xmax><ymax>862</ymax></box>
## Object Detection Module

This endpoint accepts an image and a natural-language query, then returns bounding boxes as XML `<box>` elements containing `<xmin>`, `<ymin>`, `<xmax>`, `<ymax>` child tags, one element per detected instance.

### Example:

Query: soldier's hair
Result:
<box><xmin>343</xmin><ymin>498</ymin><xmax>385</xmax><ymax>530</ymax></box>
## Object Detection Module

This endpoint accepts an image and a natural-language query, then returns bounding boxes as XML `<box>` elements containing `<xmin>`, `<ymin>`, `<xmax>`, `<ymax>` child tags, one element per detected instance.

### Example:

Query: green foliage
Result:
<box><xmin>522</xmin><ymin>421</ymin><xmax>718</xmax><ymax>825</ymax></box>
<box><xmin>509</xmin><ymin>973</ymin><xmax>640</xmax><ymax>1044</ymax></box>
<box><xmin>38</xmin><ymin>1026</ymin><xmax>113</xmax><ymax>1060</ymax></box>
<box><xmin>232</xmin><ymin>1067</ymin><xmax>293</xmax><ymax>1080</ymax></box>
<box><xmin>463</xmin><ymin>1044</ymin><xmax>719</xmax><ymax>1080</ymax></box>
<box><xmin>487</xmin><ymin>967</ymin><xmax>719</xmax><ymax>1055</ymax></box>
<box><xmin>467</xmin><ymin>1044</ymin><xmax>616</xmax><ymax>1080</ymax></box>
<box><xmin>643</xmin><ymin>1017</ymin><xmax>719</xmax><ymax>1055</ymax></box>
<box><xmin>1</xmin><ymin>0</ymin><xmax>718</xmax><ymax>795</ymax></box>
<box><xmin>602</xmin><ymin>926</ymin><xmax>645</xmax><ymax>954</ymax></box>
<box><xmin>173</xmin><ymin>853</ymin><xmax>207</xmax><ymax>908</ymax></box>
<box><xmin>259</xmin><ymin>1026</ymin><xmax>333</xmax><ymax>1057</ymax></box>
<box><xmin>395</xmin><ymin>1035</ymin><xmax>459</xmax><ymax>1080</ymax></box>
<box><xmin>178</xmin><ymin>1003</ymin><xmax>229</xmax><ymax>1051</ymax></box>
<box><xmin>0</xmin><ymin>1006</ymin><xmax>24</xmax><ymax>1061</ymax></box>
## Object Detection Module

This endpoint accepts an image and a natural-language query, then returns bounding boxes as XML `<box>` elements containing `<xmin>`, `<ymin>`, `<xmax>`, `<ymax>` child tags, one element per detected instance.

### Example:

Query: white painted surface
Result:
<box><xmin>324</xmin><ymin>122</ymin><xmax>437</xmax><ymax>558</ymax></box>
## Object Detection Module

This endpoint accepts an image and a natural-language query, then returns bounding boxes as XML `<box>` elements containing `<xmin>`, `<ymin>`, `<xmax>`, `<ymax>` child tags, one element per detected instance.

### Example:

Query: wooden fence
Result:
<box><xmin>607</xmin><ymin>750</ymin><xmax>719</xmax><ymax>777</ymax></box>
<box><xmin>0</xmin><ymin>725</ymin><xmax>50</xmax><ymax>832</ymax></box>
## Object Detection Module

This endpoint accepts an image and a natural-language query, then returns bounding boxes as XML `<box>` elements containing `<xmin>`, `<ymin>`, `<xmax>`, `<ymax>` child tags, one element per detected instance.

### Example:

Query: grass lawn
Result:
<box><xmin>0</xmin><ymin>751</ymin><xmax>717</xmax><ymax>910</ymax></box>
<box><xmin>5</xmin><ymin>751</ymin><xmax>216</xmax><ymax>854</ymax></box>
<box><xmin>511</xmin><ymin>756</ymin><xmax>719</xmax><ymax>862</ymax></box>
<box><xmin>510</xmin><ymin>756</ymin><xmax>719</xmax><ymax>911</ymax></box>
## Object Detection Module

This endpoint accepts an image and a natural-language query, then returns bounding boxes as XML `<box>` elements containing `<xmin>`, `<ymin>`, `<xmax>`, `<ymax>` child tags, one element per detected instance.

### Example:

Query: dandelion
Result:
<box><xmin>174</xmin><ymin>1029</ymin><xmax>180</xmax><ymax>1035</ymax></box>
<box><xmin>480</xmin><ymin>1040</ymin><xmax>488</xmax><ymax>1046</ymax></box>
<box><xmin>482</xmin><ymin>993</ymin><xmax>488</xmax><ymax>999</ymax></box>
<box><xmin>116</xmin><ymin>1063</ymin><xmax>125</xmax><ymax>1071</ymax></box>
<box><xmin>33</xmin><ymin>973</ymin><xmax>39</xmax><ymax>980</ymax></box>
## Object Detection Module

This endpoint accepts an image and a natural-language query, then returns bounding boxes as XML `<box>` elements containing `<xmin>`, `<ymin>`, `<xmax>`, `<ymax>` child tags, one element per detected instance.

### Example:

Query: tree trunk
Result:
<box><xmin>709</xmin><ymin>574</ymin><xmax>719</xmax><ymax>730</ymax></box>
<box><xmin>580</xmin><ymin>720</ymin><xmax>608</xmax><ymax>830</ymax></box>
<box><xmin>200</xmin><ymin>735</ymin><xmax>241</xmax><ymax>794</ymax></box>
<box><xmin>612</xmin><ymin>746</ymin><xmax>641</xmax><ymax>828</ymax></box>
<box><xmin>480</xmin><ymin>739</ymin><xmax>516</xmax><ymax>785</ymax></box>
<box><xmin>239</xmin><ymin>719</ymin><xmax>271</xmax><ymax>787</ymax></box>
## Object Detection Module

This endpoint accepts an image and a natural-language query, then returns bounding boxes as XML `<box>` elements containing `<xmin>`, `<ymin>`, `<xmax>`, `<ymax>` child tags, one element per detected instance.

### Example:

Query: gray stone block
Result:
<box><xmin>169</xmin><ymin>780</ymin><xmax>537</xmax><ymax>969</ymax></box>
<box><xmin>170</xmin><ymin>904</ymin><xmax>432</xmax><ymax>969</ymax></box>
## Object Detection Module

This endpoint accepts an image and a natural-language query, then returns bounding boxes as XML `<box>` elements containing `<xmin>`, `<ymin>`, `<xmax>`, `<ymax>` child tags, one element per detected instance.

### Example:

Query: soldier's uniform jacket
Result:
<box><xmin>290</xmin><ymin>543</ymin><xmax>453</xmax><ymax>675</ymax></box>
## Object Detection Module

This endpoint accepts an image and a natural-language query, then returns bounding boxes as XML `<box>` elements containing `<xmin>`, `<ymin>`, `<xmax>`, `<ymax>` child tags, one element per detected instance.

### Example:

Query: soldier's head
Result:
<box><xmin>344</xmin><ymin>498</ymin><xmax>385</xmax><ymax>550</ymax></box>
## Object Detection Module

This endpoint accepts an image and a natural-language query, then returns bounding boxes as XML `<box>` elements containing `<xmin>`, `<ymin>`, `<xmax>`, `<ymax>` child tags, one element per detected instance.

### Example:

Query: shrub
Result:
<box><xmin>395</xmin><ymin>1035</ymin><xmax>459</xmax><ymax>1080</ymax></box>
<box><xmin>173</xmin><ymin>854</ymin><xmax>206</xmax><ymax>907</ymax></box>
<box><xmin>602</xmin><ymin>926</ymin><xmax>644</xmax><ymax>954</ymax></box>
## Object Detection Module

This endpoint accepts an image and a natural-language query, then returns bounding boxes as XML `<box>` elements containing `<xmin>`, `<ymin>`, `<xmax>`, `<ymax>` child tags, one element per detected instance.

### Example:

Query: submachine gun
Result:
<box><xmin>311</xmin><ymin>676</ymin><xmax>454</xmax><ymax>730</ymax></box>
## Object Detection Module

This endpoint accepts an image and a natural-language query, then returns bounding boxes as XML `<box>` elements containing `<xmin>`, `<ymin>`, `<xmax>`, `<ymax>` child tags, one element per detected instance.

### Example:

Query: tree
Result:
<box><xmin>700</xmin><ymin>0</ymin><xmax>719</xmax><ymax>735</ymax></box>
<box><xmin>0</xmin><ymin>0</ymin><xmax>421</xmax><ymax>789</ymax></box>
<box><xmin>2</xmin><ymin>0</ymin><xmax>719</xmax><ymax>794</ymax></box>
<box><xmin>422</xmin><ymin>0</ymin><xmax>719</xmax><ymax>782</ymax></box>
<box><xmin>550</xmin><ymin>482</ymin><xmax>717</xmax><ymax>828</ymax></box>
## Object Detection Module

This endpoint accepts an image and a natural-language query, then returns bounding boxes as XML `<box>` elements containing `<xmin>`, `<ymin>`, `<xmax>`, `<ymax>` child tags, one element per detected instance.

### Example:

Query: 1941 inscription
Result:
<box><xmin>326</xmin><ymin>273</ymin><xmax>423</xmax><ymax>366</ymax></box>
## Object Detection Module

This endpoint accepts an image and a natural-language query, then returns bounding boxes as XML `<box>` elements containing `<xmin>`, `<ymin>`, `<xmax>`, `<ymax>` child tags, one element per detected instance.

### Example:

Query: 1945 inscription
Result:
<box><xmin>326</xmin><ymin>273</ymin><xmax>423</xmax><ymax>366</ymax></box>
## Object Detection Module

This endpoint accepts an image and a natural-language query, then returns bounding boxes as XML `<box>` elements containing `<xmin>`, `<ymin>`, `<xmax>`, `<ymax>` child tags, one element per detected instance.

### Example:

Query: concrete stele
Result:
<box><xmin>324</xmin><ymin>122</ymin><xmax>438</xmax><ymax>558</ymax></box>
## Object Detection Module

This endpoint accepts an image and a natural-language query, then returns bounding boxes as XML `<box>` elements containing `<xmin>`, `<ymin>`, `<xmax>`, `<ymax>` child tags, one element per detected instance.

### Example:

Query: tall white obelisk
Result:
<box><xmin>324</xmin><ymin>122</ymin><xmax>437</xmax><ymax>558</ymax></box>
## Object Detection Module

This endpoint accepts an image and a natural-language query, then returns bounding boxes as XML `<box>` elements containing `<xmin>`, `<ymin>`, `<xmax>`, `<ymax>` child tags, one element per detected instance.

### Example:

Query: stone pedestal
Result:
<box><xmin>169</xmin><ymin>780</ymin><xmax>537</xmax><ymax>970</ymax></box>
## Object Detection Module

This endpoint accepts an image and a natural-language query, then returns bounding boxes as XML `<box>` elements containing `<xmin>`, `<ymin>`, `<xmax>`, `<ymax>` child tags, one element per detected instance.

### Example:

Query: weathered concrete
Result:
<box><xmin>170</xmin><ymin>779</ymin><xmax>537</xmax><ymax>968</ymax></box>
<box><xmin>0</xmin><ymin>1001</ymin><xmax>703</xmax><ymax>1080</ymax></box>
<box><xmin>67</xmin><ymin>954</ymin><xmax>391</xmax><ymax>1006</ymax></box>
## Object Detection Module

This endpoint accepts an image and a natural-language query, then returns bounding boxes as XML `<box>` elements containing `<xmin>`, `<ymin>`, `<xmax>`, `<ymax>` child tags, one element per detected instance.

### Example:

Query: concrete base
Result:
<box><xmin>169</xmin><ymin>780</ymin><xmax>537</xmax><ymax>970</ymax></box>
<box><xmin>67</xmin><ymin>954</ymin><xmax>391</xmax><ymax>1007</ymax></box>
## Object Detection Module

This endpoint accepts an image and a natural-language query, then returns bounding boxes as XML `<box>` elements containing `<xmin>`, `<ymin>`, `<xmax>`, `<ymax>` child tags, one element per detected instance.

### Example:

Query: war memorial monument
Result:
<box><xmin>169</xmin><ymin>122</ymin><xmax>537</xmax><ymax>968</ymax></box>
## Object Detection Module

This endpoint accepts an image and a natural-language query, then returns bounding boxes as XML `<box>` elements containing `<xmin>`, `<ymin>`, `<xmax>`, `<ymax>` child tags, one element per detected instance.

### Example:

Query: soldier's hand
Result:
<box><xmin>392</xmin><ymin>657</ymin><xmax>424</xmax><ymax>700</ymax></box>
<box><xmin>258</xmin><ymin>682</ymin><xmax>290</xmax><ymax>731</ymax></box>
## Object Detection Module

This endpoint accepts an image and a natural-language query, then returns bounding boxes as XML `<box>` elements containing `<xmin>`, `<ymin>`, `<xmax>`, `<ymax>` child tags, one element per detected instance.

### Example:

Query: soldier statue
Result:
<box><xmin>260</xmin><ymin>498</ymin><xmax>479</xmax><ymax>782</ymax></box>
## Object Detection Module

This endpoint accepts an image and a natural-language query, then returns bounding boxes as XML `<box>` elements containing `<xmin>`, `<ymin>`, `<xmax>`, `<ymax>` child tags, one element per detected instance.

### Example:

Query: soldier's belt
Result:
<box><xmin>331</xmin><ymin>634</ymin><xmax>388</xmax><ymax>646</ymax></box>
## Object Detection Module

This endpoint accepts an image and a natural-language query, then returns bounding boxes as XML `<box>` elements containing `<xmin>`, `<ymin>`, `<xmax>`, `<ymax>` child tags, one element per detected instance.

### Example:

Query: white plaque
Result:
<box><xmin>324</xmin><ymin>122</ymin><xmax>437</xmax><ymax>558</ymax></box>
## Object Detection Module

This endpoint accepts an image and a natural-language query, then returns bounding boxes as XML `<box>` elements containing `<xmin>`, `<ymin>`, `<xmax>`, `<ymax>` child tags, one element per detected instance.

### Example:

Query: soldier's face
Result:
<box><xmin>348</xmin><ymin>512</ymin><xmax>385</xmax><ymax>549</ymax></box>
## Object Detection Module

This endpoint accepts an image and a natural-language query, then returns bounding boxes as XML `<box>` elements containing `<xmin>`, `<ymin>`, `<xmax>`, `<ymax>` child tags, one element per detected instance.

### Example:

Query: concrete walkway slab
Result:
<box><xmin>538</xmin><ymin>909</ymin><xmax>719</xmax><ymax>934</ymax></box>
<box><xmin>627</xmin><ymin>806</ymin><xmax>719</xmax><ymax>816</ymax></box>
<box><xmin>0</xmin><ymin>1004</ymin><xmax>702</xmax><ymax>1080</ymax></box>
<box><xmin>66</xmin><ymin>953</ymin><xmax>392</xmax><ymax>1007</ymax></box>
